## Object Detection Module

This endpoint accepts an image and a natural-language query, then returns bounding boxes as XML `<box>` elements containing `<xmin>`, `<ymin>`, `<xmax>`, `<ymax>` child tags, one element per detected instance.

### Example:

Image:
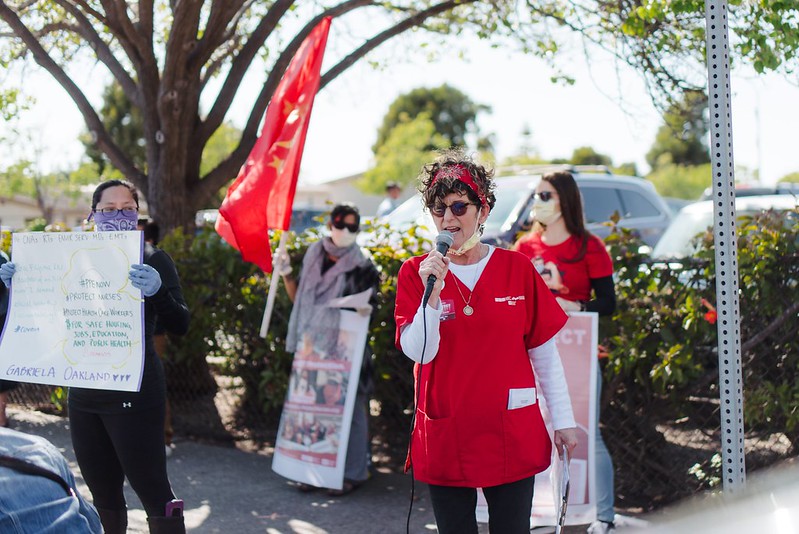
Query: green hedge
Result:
<box><xmin>599</xmin><ymin>208</ymin><xmax>799</xmax><ymax>502</ymax></box>
<box><xmin>159</xmin><ymin>220</ymin><xmax>433</xmax><ymax>442</ymax></box>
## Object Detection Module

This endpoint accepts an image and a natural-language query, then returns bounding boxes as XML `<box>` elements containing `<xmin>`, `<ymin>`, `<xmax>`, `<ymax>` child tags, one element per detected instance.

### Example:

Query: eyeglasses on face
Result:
<box><xmin>94</xmin><ymin>208</ymin><xmax>139</xmax><ymax>217</ymax></box>
<box><xmin>532</xmin><ymin>191</ymin><xmax>556</xmax><ymax>202</ymax></box>
<box><xmin>429</xmin><ymin>201</ymin><xmax>475</xmax><ymax>217</ymax></box>
<box><xmin>331</xmin><ymin>219</ymin><xmax>359</xmax><ymax>233</ymax></box>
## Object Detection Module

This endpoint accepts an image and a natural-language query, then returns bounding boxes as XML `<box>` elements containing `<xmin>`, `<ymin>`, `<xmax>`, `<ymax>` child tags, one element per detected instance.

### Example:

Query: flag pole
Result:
<box><xmin>260</xmin><ymin>231</ymin><xmax>288</xmax><ymax>338</ymax></box>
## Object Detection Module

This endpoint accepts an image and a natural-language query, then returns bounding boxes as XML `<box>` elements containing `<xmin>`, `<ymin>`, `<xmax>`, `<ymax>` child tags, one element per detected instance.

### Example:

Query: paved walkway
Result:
<box><xmin>8</xmin><ymin>407</ymin><xmax>598</xmax><ymax>533</ymax></box>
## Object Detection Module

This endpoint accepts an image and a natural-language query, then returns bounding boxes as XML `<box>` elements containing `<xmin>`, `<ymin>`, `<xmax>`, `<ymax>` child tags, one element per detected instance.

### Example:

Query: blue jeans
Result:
<box><xmin>343</xmin><ymin>391</ymin><xmax>370</xmax><ymax>482</ymax></box>
<box><xmin>595</xmin><ymin>371</ymin><xmax>615</xmax><ymax>523</ymax></box>
<box><xmin>0</xmin><ymin>427</ymin><xmax>103</xmax><ymax>533</ymax></box>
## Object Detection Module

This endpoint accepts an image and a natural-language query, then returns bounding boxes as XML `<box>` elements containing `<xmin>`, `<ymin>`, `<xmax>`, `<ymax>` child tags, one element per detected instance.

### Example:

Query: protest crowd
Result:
<box><xmin>1</xmin><ymin>152</ymin><xmax>621</xmax><ymax>534</ymax></box>
<box><xmin>1</xmin><ymin>13</ymin><xmax>797</xmax><ymax>534</ymax></box>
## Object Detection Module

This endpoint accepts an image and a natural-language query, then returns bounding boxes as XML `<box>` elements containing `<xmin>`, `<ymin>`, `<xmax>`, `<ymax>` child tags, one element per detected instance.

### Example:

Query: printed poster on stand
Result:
<box><xmin>476</xmin><ymin>312</ymin><xmax>598</xmax><ymax>526</ymax></box>
<box><xmin>272</xmin><ymin>289</ymin><xmax>372</xmax><ymax>491</ymax></box>
<box><xmin>0</xmin><ymin>231</ymin><xmax>145</xmax><ymax>392</ymax></box>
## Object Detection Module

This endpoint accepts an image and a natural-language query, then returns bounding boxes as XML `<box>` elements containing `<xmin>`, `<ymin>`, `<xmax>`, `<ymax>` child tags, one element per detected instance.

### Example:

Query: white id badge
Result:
<box><xmin>507</xmin><ymin>387</ymin><xmax>537</xmax><ymax>410</ymax></box>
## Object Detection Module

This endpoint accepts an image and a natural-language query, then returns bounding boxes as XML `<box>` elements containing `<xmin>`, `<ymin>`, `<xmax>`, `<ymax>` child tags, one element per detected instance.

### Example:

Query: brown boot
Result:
<box><xmin>147</xmin><ymin>515</ymin><xmax>186</xmax><ymax>534</ymax></box>
<box><xmin>97</xmin><ymin>507</ymin><xmax>127</xmax><ymax>534</ymax></box>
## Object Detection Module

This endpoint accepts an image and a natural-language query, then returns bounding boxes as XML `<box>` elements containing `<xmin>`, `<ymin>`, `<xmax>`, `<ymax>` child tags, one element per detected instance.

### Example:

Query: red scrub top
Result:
<box><xmin>394</xmin><ymin>248</ymin><xmax>568</xmax><ymax>487</ymax></box>
<box><xmin>514</xmin><ymin>233</ymin><xmax>613</xmax><ymax>302</ymax></box>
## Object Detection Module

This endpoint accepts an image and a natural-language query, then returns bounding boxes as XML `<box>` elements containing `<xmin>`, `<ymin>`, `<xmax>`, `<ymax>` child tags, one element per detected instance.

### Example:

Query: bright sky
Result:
<box><xmin>2</xmin><ymin>26</ymin><xmax>797</xmax><ymax>188</ymax></box>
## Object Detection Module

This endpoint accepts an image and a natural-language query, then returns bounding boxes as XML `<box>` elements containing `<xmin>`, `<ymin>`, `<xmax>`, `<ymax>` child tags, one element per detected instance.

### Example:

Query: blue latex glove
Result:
<box><xmin>129</xmin><ymin>263</ymin><xmax>162</xmax><ymax>297</ymax></box>
<box><xmin>0</xmin><ymin>262</ymin><xmax>15</xmax><ymax>288</ymax></box>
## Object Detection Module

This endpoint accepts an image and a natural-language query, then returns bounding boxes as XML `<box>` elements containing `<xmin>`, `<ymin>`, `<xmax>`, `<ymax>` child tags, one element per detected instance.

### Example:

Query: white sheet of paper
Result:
<box><xmin>0</xmin><ymin>231</ymin><xmax>144</xmax><ymax>392</ymax></box>
<box><xmin>554</xmin><ymin>446</ymin><xmax>571</xmax><ymax>532</ymax></box>
<box><xmin>508</xmin><ymin>387</ymin><xmax>537</xmax><ymax>409</ymax></box>
<box><xmin>325</xmin><ymin>288</ymin><xmax>372</xmax><ymax>309</ymax></box>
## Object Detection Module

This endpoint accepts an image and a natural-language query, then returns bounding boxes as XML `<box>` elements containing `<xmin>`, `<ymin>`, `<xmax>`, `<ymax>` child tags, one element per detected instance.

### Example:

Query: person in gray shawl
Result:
<box><xmin>278</xmin><ymin>203</ymin><xmax>380</xmax><ymax>496</ymax></box>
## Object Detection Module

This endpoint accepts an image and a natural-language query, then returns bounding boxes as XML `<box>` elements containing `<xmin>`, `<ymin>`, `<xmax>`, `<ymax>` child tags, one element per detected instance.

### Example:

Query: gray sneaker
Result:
<box><xmin>586</xmin><ymin>520</ymin><xmax>615</xmax><ymax>534</ymax></box>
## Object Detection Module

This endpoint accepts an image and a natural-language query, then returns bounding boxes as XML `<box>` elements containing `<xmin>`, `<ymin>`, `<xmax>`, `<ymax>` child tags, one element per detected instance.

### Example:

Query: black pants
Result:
<box><xmin>69</xmin><ymin>404</ymin><xmax>175</xmax><ymax>517</ymax></box>
<box><xmin>428</xmin><ymin>476</ymin><xmax>534</xmax><ymax>534</ymax></box>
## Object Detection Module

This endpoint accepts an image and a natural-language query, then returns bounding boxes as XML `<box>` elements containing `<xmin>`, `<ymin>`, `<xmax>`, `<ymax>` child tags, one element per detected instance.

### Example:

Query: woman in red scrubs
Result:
<box><xmin>394</xmin><ymin>149</ymin><xmax>578</xmax><ymax>534</ymax></box>
<box><xmin>514</xmin><ymin>170</ymin><xmax>617</xmax><ymax>534</ymax></box>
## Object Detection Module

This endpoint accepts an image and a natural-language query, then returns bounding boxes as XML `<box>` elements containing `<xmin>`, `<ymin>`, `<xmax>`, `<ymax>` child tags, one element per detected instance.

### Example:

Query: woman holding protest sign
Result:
<box><xmin>0</xmin><ymin>249</ymin><xmax>17</xmax><ymax>428</ymax></box>
<box><xmin>394</xmin><ymin>149</ymin><xmax>578</xmax><ymax>534</ymax></box>
<box><xmin>277</xmin><ymin>202</ymin><xmax>380</xmax><ymax>496</ymax></box>
<box><xmin>513</xmin><ymin>170</ymin><xmax>618</xmax><ymax>534</ymax></box>
<box><xmin>0</xmin><ymin>179</ymin><xmax>190</xmax><ymax>534</ymax></box>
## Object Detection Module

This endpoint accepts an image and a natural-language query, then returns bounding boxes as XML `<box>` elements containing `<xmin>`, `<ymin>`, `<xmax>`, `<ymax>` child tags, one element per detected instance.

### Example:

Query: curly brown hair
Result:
<box><xmin>418</xmin><ymin>147</ymin><xmax>496</xmax><ymax>212</ymax></box>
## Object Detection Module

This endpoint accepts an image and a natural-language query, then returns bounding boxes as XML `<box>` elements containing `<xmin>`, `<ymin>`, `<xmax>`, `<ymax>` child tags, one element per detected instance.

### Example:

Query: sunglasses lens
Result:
<box><xmin>333</xmin><ymin>220</ymin><xmax>358</xmax><ymax>232</ymax></box>
<box><xmin>535</xmin><ymin>191</ymin><xmax>553</xmax><ymax>202</ymax></box>
<box><xmin>451</xmin><ymin>202</ymin><xmax>469</xmax><ymax>216</ymax></box>
<box><xmin>431</xmin><ymin>202</ymin><xmax>472</xmax><ymax>217</ymax></box>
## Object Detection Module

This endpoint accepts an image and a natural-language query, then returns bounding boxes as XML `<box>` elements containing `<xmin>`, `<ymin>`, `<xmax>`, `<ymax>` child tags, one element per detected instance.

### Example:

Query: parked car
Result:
<box><xmin>195</xmin><ymin>206</ymin><xmax>327</xmax><ymax>234</ymax></box>
<box><xmin>651</xmin><ymin>195</ymin><xmax>799</xmax><ymax>259</ymax></box>
<box><xmin>371</xmin><ymin>166</ymin><xmax>673</xmax><ymax>248</ymax></box>
<box><xmin>699</xmin><ymin>182</ymin><xmax>799</xmax><ymax>200</ymax></box>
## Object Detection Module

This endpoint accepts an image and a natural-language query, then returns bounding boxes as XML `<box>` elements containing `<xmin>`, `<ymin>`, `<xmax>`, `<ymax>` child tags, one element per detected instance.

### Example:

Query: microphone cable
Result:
<box><xmin>406</xmin><ymin>294</ymin><xmax>431</xmax><ymax>534</ymax></box>
<box><xmin>405</xmin><ymin>233</ymin><xmax>450</xmax><ymax>533</ymax></box>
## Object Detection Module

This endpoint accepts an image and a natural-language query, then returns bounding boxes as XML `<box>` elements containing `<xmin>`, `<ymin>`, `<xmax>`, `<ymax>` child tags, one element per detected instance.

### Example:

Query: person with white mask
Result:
<box><xmin>514</xmin><ymin>170</ymin><xmax>618</xmax><ymax>534</ymax></box>
<box><xmin>277</xmin><ymin>202</ymin><xmax>379</xmax><ymax>496</ymax></box>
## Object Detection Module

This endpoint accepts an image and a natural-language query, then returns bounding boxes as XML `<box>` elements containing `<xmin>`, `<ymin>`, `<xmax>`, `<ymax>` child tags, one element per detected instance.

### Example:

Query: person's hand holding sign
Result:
<box><xmin>0</xmin><ymin>262</ymin><xmax>15</xmax><ymax>288</ymax></box>
<box><xmin>129</xmin><ymin>264</ymin><xmax>162</xmax><ymax>297</ymax></box>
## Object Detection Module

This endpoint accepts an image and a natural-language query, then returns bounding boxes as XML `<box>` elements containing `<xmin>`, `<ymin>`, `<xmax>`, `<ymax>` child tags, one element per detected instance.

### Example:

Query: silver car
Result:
<box><xmin>652</xmin><ymin>194</ymin><xmax>799</xmax><ymax>259</ymax></box>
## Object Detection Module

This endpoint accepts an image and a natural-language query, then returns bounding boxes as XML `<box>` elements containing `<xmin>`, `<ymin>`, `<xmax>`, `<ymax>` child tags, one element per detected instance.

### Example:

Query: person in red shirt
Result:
<box><xmin>395</xmin><ymin>149</ymin><xmax>578</xmax><ymax>534</ymax></box>
<box><xmin>513</xmin><ymin>170</ymin><xmax>618</xmax><ymax>534</ymax></box>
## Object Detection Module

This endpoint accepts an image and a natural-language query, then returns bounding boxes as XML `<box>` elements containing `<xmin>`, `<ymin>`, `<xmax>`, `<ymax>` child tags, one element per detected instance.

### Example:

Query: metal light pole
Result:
<box><xmin>704</xmin><ymin>0</ymin><xmax>746</xmax><ymax>492</ymax></box>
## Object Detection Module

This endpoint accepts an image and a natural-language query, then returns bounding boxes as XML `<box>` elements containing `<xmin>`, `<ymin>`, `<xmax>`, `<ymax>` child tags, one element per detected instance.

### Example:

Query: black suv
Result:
<box><xmin>379</xmin><ymin>165</ymin><xmax>673</xmax><ymax>248</ymax></box>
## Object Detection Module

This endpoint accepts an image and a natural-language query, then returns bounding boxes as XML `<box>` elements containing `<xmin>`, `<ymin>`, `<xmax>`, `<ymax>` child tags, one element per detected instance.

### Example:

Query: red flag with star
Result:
<box><xmin>215</xmin><ymin>17</ymin><xmax>331</xmax><ymax>272</ymax></box>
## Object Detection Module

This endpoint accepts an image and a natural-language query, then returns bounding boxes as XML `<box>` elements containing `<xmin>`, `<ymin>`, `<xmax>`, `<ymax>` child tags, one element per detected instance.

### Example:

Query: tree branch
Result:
<box><xmin>741</xmin><ymin>299</ymin><xmax>799</xmax><ymax>354</ymax></box>
<box><xmin>320</xmin><ymin>0</ymin><xmax>478</xmax><ymax>89</ymax></box>
<box><xmin>188</xmin><ymin>0</ymin><xmax>247</xmax><ymax>69</ymax></box>
<box><xmin>66</xmin><ymin>0</ymin><xmax>106</xmax><ymax>23</ymax></box>
<box><xmin>199</xmin><ymin>34</ymin><xmax>243</xmax><ymax>92</ymax></box>
<box><xmin>197</xmin><ymin>0</ymin><xmax>474</xmax><ymax>204</ymax></box>
<box><xmin>196</xmin><ymin>1</ymin><xmax>372</xmax><ymax>201</ymax></box>
<box><xmin>52</xmin><ymin>0</ymin><xmax>140</xmax><ymax>108</ymax></box>
<box><xmin>138</xmin><ymin>0</ymin><xmax>153</xmax><ymax>39</ymax></box>
<box><xmin>98</xmin><ymin>0</ymin><xmax>141</xmax><ymax>48</ymax></box>
<box><xmin>197</xmin><ymin>0</ymin><xmax>298</xmax><ymax>146</ymax></box>
<box><xmin>0</xmin><ymin>2</ymin><xmax>145</xmax><ymax>186</ymax></box>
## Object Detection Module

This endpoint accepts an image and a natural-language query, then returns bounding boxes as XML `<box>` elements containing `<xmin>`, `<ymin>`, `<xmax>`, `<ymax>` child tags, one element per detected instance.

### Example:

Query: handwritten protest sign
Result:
<box><xmin>0</xmin><ymin>232</ymin><xmax>144</xmax><ymax>392</ymax></box>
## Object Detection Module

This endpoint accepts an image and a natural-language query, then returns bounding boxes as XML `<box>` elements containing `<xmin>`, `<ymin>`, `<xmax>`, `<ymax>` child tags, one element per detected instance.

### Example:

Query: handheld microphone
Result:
<box><xmin>422</xmin><ymin>231</ymin><xmax>454</xmax><ymax>308</ymax></box>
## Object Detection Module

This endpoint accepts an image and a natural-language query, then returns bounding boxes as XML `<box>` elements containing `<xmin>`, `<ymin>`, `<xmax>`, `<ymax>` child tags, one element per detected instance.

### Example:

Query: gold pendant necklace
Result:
<box><xmin>450</xmin><ymin>246</ymin><xmax>485</xmax><ymax>316</ymax></box>
<box><xmin>452</xmin><ymin>275</ymin><xmax>475</xmax><ymax>316</ymax></box>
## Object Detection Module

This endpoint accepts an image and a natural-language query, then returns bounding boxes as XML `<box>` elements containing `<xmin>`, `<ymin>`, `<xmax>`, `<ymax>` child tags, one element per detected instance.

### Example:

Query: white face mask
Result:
<box><xmin>449</xmin><ymin>219</ymin><xmax>482</xmax><ymax>256</ymax></box>
<box><xmin>330</xmin><ymin>228</ymin><xmax>357</xmax><ymax>248</ymax></box>
<box><xmin>533</xmin><ymin>199</ymin><xmax>561</xmax><ymax>226</ymax></box>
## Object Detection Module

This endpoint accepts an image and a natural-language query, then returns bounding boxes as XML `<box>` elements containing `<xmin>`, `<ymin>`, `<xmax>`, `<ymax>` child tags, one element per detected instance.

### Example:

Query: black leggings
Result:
<box><xmin>428</xmin><ymin>476</ymin><xmax>535</xmax><ymax>534</ymax></box>
<box><xmin>69</xmin><ymin>404</ymin><xmax>175</xmax><ymax>517</ymax></box>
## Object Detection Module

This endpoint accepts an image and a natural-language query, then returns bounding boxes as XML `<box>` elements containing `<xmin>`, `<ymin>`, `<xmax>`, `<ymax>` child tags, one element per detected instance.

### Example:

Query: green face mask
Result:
<box><xmin>449</xmin><ymin>219</ymin><xmax>482</xmax><ymax>256</ymax></box>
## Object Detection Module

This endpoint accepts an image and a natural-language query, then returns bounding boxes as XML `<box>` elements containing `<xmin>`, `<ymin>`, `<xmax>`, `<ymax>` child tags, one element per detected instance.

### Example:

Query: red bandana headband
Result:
<box><xmin>431</xmin><ymin>164</ymin><xmax>487</xmax><ymax>206</ymax></box>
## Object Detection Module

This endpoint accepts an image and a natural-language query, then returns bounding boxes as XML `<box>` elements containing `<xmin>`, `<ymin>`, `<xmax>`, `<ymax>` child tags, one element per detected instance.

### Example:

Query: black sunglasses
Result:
<box><xmin>533</xmin><ymin>191</ymin><xmax>555</xmax><ymax>202</ymax></box>
<box><xmin>429</xmin><ymin>201</ymin><xmax>474</xmax><ymax>217</ymax></box>
<box><xmin>331</xmin><ymin>219</ymin><xmax>359</xmax><ymax>233</ymax></box>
